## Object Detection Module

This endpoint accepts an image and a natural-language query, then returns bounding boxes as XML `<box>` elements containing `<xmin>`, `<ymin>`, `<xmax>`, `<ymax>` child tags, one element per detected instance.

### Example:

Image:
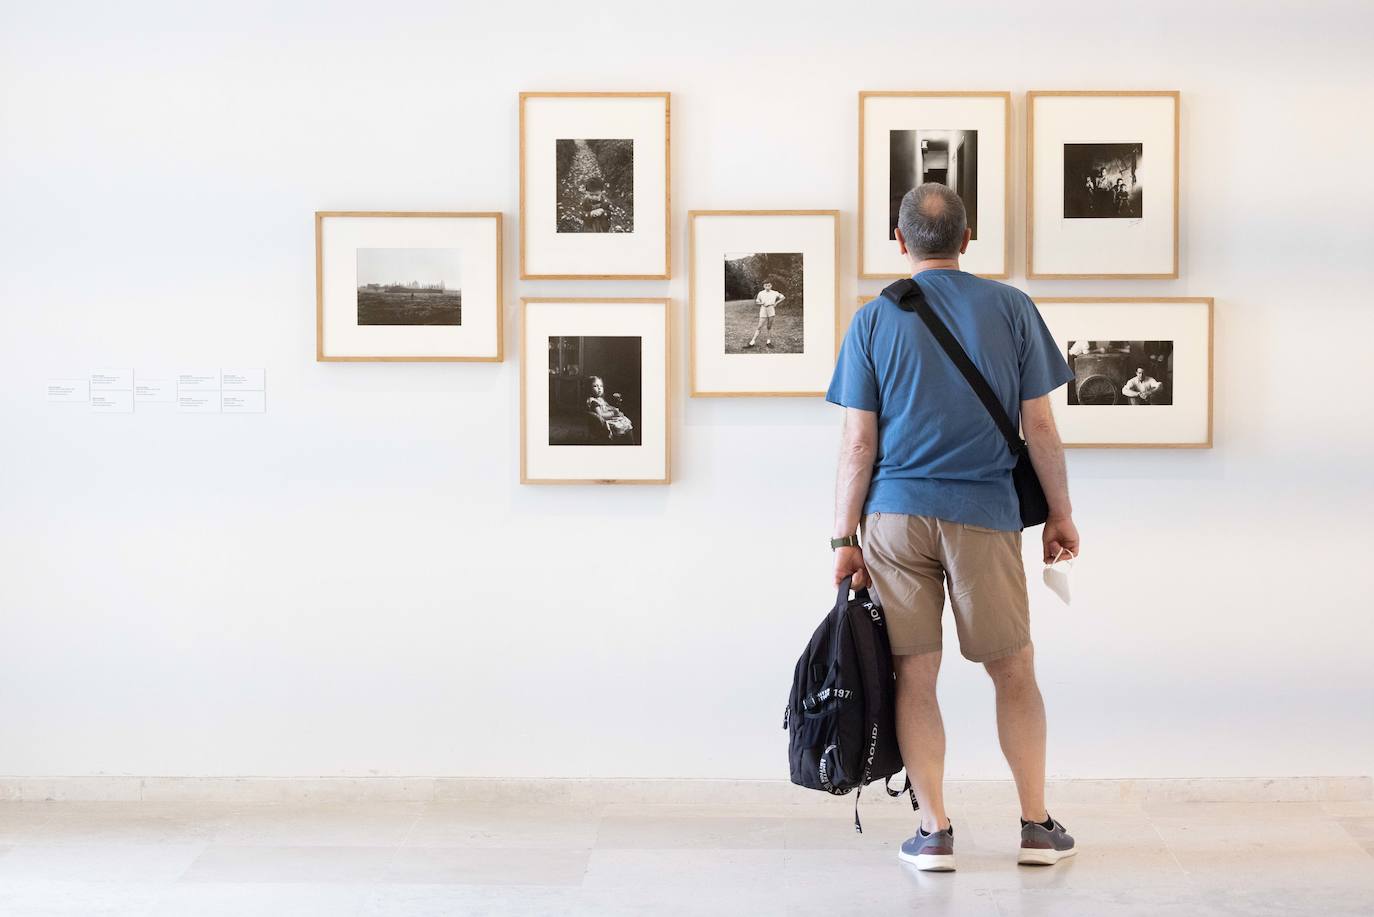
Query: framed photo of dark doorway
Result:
<box><xmin>859</xmin><ymin>91</ymin><xmax>1011</xmax><ymax>279</ymax></box>
<box><xmin>688</xmin><ymin>210</ymin><xmax>839</xmax><ymax>397</ymax></box>
<box><xmin>1027</xmin><ymin>91</ymin><xmax>1180</xmax><ymax>279</ymax></box>
<box><xmin>1037</xmin><ymin>297</ymin><xmax>1213</xmax><ymax>448</ymax></box>
<box><xmin>521</xmin><ymin>298</ymin><xmax>670</xmax><ymax>484</ymax></box>
<box><xmin>315</xmin><ymin>212</ymin><xmax>503</xmax><ymax>361</ymax></box>
<box><xmin>519</xmin><ymin>92</ymin><xmax>670</xmax><ymax>280</ymax></box>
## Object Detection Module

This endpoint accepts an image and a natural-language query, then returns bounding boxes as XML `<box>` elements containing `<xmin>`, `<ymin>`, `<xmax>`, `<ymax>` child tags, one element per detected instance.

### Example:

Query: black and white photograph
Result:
<box><xmin>1063</xmin><ymin>143</ymin><xmax>1143</xmax><ymax>219</ymax></box>
<box><xmin>722</xmin><ymin>252</ymin><xmax>804</xmax><ymax>355</ymax></box>
<box><xmin>555</xmin><ymin>139</ymin><xmax>634</xmax><ymax>234</ymax></box>
<box><xmin>355</xmin><ymin>247</ymin><xmax>462</xmax><ymax>326</ymax></box>
<box><xmin>1066</xmin><ymin>340</ymin><xmax>1173</xmax><ymax>406</ymax></box>
<box><xmin>547</xmin><ymin>336</ymin><xmax>642</xmax><ymax>446</ymax></box>
<box><xmin>889</xmin><ymin>129</ymin><xmax>979</xmax><ymax>240</ymax></box>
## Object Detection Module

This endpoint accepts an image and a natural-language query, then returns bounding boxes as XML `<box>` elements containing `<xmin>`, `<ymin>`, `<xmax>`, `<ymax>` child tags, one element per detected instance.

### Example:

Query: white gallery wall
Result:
<box><xmin>2</xmin><ymin>0</ymin><xmax>1372</xmax><ymax>783</ymax></box>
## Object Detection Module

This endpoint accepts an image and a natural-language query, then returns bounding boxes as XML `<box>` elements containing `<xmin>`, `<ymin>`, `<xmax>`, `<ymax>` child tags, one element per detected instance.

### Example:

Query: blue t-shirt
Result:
<box><xmin>825</xmin><ymin>270</ymin><xmax>1073</xmax><ymax>531</ymax></box>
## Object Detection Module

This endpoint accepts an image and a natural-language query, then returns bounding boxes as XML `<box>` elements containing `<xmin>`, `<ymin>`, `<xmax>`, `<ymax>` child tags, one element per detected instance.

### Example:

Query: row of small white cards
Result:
<box><xmin>47</xmin><ymin>369</ymin><xmax>266</xmax><ymax>413</ymax></box>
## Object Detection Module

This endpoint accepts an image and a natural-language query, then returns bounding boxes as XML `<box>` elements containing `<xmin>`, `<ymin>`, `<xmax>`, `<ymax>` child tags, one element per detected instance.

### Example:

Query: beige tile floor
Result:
<box><xmin>0</xmin><ymin>798</ymin><xmax>1371</xmax><ymax>916</ymax></box>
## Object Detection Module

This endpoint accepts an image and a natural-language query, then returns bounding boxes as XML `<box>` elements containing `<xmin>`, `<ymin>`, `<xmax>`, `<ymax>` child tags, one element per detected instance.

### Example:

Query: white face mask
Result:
<box><xmin>1042</xmin><ymin>548</ymin><xmax>1075</xmax><ymax>605</ymax></box>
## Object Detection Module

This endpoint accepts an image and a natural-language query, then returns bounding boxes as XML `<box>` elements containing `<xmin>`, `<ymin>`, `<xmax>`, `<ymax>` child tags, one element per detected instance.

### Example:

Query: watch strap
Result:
<box><xmin>830</xmin><ymin>534</ymin><xmax>861</xmax><ymax>550</ymax></box>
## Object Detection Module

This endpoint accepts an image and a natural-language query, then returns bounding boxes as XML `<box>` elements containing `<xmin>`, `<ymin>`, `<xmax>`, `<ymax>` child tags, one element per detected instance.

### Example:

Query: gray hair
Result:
<box><xmin>896</xmin><ymin>183</ymin><xmax>968</xmax><ymax>260</ymax></box>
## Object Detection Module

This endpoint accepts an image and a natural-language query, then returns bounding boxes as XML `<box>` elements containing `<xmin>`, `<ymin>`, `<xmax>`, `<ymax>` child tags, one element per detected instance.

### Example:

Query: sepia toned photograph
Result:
<box><xmin>723</xmin><ymin>252</ymin><xmax>804</xmax><ymax>355</ymax></box>
<box><xmin>555</xmin><ymin>139</ymin><xmax>634</xmax><ymax>234</ymax></box>
<box><xmin>547</xmin><ymin>335</ymin><xmax>642</xmax><ymax>446</ymax></box>
<box><xmin>355</xmin><ymin>247</ymin><xmax>462</xmax><ymax>326</ymax></box>
<box><xmin>1066</xmin><ymin>340</ymin><xmax>1173</xmax><ymax>406</ymax></box>
<box><xmin>889</xmin><ymin>129</ymin><xmax>979</xmax><ymax>240</ymax></box>
<box><xmin>1063</xmin><ymin>143</ymin><xmax>1143</xmax><ymax>219</ymax></box>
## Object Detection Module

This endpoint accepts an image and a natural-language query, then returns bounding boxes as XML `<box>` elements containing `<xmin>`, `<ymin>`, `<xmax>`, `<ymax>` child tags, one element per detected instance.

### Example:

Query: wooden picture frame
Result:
<box><xmin>519</xmin><ymin>92</ymin><xmax>671</xmax><ymax>280</ymax></box>
<box><xmin>520</xmin><ymin>297</ymin><xmax>672</xmax><ymax>484</ymax></box>
<box><xmin>859</xmin><ymin>91</ymin><xmax>1012</xmax><ymax>279</ymax></box>
<box><xmin>1026</xmin><ymin>91</ymin><xmax>1180</xmax><ymax>279</ymax></box>
<box><xmin>315</xmin><ymin>211</ymin><xmax>503</xmax><ymax>362</ymax></box>
<box><xmin>688</xmin><ymin>210</ymin><xmax>840</xmax><ymax>397</ymax></box>
<box><xmin>1038</xmin><ymin>297</ymin><xmax>1213</xmax><ymax>449</ymax></box>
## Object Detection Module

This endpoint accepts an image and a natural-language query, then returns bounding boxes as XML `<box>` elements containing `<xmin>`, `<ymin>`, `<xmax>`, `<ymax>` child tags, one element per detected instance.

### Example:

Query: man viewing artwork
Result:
<box><xmin>827</xmin><ymin>183</ymin><xmax>1080</xmax><ymax>872</ymax></box>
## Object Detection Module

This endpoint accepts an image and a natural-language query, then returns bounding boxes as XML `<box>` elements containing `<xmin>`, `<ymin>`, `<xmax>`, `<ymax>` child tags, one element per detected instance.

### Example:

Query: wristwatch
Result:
<box><xmin>830</xmin><ymin>534</ymin><xmax>861</xmax><ymax>550</ymax></box>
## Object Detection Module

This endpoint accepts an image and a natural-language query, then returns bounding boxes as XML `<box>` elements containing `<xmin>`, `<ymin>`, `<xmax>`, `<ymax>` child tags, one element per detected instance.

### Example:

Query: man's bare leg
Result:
<box><xmin>984</xmin><ymin>644</ymin><xmax>1048</xmax><ymax>823</ymax></box>
<box><xmin>894</xmin><ymin>650</ymin><xmax>949</xmax><ymax>833</ymax></box>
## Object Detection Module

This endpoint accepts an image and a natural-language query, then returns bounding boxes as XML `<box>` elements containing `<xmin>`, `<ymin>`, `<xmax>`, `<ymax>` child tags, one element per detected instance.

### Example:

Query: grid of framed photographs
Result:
<box><xmin>313</xmin><ymin>86</ymin><xmax>1210</xmax><ymax>481</ymax></box>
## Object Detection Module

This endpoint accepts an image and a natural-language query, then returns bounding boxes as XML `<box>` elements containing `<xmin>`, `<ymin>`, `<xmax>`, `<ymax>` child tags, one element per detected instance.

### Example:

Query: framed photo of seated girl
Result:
<box><xmin>521</xmin><ymin>298</ymin><xmax>671</xmax><ymax>484</ymax></box>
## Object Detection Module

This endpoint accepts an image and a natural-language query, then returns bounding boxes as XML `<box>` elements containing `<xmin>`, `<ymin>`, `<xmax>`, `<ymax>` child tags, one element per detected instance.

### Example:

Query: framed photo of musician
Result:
<box><xmin>315</xmin><ymin>211</ymin><xmax>503</xmax><ymax>362</ymax></box>
<box><xmin>688</xmin><ymin>210</ymin><xmax>840</xmax><ymax>397</ymax></box>
<box><xmin>519</xmin><ymin>92</ymin><xmax>670</xmax><ymax>280</ymax></box>
<box><xmin>1027</xmin><ymin>91</ymin><xmax>1180</xmax><ymax>279</ymax></box>
<box><xmin>521</xmin><ymin>298</ymin><xmax>671</xmax><ymax>484</ymax></box>
<box><xmin>1037</xmin><ymin>298</ymin><xmax>1212</xmax><ymax>448</ymax></box>
<box><xmin>859</xmin><ymin>91</ymin><xmax>1011</xmax><ymax>279</ymax></box>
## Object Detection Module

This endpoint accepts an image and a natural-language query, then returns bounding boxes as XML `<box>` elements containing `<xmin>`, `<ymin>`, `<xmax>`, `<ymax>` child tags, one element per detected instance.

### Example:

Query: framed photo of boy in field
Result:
<box><xmin>519</xmin><ymin>92</ymin><xmax>670</xmax><ymax>280</ymax></box>
<box><xmin>688</xmin><ymin>211</ymin><xmax>839</xmax><ymax>397</ymax></box>
<box><xmin>315</xmin><ymin>212</ymin><xmax>503</xmax><ymax>361</ymax></box>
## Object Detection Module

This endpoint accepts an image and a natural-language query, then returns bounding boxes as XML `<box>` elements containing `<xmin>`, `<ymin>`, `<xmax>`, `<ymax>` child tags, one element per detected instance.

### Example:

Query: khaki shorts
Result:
<box><xmin>861</xmin><ymin>512</ymin><xmax>1030</xmax><ymax>662</ymax></box>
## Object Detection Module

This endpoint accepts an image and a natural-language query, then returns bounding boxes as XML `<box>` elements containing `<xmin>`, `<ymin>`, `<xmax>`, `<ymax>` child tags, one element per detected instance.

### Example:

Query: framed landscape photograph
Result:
<box><xmin>1037</xmin><ymin>298</ymin><xmax>1212</xmax><ymax>448</ymax></box>
<box><xmin>859</xmin><ymin>91</ymin><xmax>1011</xmax><ymax>279</ymax></box>
<box><xmin>315</xmin><ymin>211</ymin><xmax>502</xmax><ymax>361</ymax></box>
<box><xmin>1027</xmin><ymin>91</ymin><xmax>1179</xmax><ymax>279</ymax></box>
<box><xmin>519</xmin><ymin>92</ymin><xmax>670</xmax><ymax>280</ymax></box>
<box><xmin>689</xmin><ymin>210</ymin><xmax>839</xmax><ymax>397</ymax></box>
<box><xmin>521</xmin><ymin>298</ymin><xmax>670</xmax><ymax>484</ymax></box>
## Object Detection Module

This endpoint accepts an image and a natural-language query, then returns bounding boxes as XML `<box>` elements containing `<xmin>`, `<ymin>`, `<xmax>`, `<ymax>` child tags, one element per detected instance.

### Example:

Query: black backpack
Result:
<box><xmin>784</xmin><ymin>576</ymin><xmax>917</xmax><ymax>832</ymax></box>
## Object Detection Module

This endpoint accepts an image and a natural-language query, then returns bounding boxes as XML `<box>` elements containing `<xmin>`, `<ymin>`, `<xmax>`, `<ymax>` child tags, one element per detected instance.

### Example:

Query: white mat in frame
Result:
<box><xmin>519</xmin><ymin>92</ymin><xmax>670</xmax><ymax>280</ymax></box>
<box><xmin>1038</xmin><ymin>297</ymin><xmax>1212</xmax><ymax>448</ymax></box>
<box><xmin>315</xmin><ymin>211</ymin><xmax>503</xmax><ymax>362</ymax></box>
<box><xmin>1027</xmin><ymin>91</ymin><xmax>1179</xmax><ymax>279</ymax></box>
<box><xmin>689</xmin><ymin>210</ymin><xmax>839</xmax><ymax>397</ymax></box>
<box><xmin>859</xmin><ymin>91</ymin><xmax>1011</xmax><ymax>279</ymax></box>
<box><xmin>521</xmin><ymin>298</ymin><xmax>671</xmax><ymax>484</ymax></box>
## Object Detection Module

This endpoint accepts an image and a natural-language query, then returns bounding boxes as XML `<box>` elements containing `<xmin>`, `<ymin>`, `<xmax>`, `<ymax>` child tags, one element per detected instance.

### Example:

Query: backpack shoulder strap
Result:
<box><xmin>879</xmin><ymin>279</ymin><xmax>1024</xmax><ymax>456</ymax></box>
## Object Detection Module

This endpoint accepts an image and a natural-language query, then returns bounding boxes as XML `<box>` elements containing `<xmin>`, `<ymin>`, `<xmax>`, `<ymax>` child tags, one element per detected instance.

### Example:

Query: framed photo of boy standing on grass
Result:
<box><xmin>519</xmin><ymin>92</ymin><xmax>670</xmax><ymax>280</ymax></box>
<box><xmin>315</xmin><ymin>211</ymin><xmax>503</xmax><ymax>362</ymax></box>
<box><xmin>688</xmin><ymin>211</ymin><xmax>839</xmax><ymax>397</ymax></box>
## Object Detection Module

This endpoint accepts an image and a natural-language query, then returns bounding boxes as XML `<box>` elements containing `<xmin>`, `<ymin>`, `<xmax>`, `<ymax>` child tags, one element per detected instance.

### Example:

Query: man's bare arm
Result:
<box><xmin>833</xmin><ymin>408</ymin><xmax>878</xmax><ymax>587</ymax></box>
<box><xmin>1022</xmin><ymin>394</ymin><xmax>1081</xmax><ymax>562</ymax></box>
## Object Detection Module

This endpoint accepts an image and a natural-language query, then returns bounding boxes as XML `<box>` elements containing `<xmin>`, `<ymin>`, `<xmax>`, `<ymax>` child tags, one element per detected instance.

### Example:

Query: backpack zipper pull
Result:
<box><xmin>782</xmin><ymin>705</ymin><xmax>789</xmax><ymax>729</ymax></box>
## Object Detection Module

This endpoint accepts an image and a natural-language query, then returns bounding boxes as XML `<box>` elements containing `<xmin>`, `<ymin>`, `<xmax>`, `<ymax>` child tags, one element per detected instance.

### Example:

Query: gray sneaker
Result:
<box><xmin>1018</xmin><ymin>816</ymin><xmax>1076</xmax><ymax>866</ymax></box>
<box><xmin>898</xmin><ymin>824</ymin><xmax>955</xmax><ymax>871</ymax></box>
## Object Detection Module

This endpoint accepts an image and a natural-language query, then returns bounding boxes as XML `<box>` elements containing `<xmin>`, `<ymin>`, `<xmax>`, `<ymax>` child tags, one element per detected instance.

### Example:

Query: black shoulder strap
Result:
<box><xmin>880</xmin><ymin>279</ymin><xmax>1024</xmax><ymax>456</ymax></box>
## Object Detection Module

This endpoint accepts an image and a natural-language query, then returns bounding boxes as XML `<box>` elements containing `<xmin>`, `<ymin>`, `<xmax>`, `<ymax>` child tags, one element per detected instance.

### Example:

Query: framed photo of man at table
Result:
<box><xmin>521</xmin><ymin>298</ymin><xmax>671</xmax><ymax>484</ymax></box>
<box><xmin>519</xmin><ymin>92</ymin><xmax>670</xmax><ymax>280</ymax></box>
<box><xmin>1037</xmin><ymin>297</ymin><xmax>1212</xmax><ymax>448</ymax></box>
<box><xmin>1027</xmin><ymin>91</ymin><xmax>1179</xmax><ymax>279</ymax></box>
<box><xmin>315</xmin><ymin>211</ymin><xmax>503</xmax><ymax>362</ymax></box>
<box><xmin>689</xmin><ymin>210</ymin><xmax>839</xmax><ymax>397</ymax></box>
<box><xmin>859</xmin><ymin>91</ymin><xmax>1011</xmax><ymax>279</ymax></box>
